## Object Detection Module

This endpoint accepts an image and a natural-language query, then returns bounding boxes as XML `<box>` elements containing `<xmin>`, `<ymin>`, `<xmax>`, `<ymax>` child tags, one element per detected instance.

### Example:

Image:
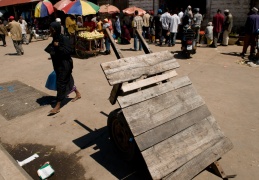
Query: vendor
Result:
<box><xmin>77</xmin><ymin>16</ymin><xmax>83</xmax><ymax>28</ymax></box>
<box><xmin>83</xmin><ymin>16</ymin><xmax>96</xmax><ymax>32</ymax></box>
<box><xmin>96</xmin><ymin>16</ymin><xmax>103</xmax><ymax>34</ymax></box>
<box><xmin>65</xmin><ymin>14</ymin><xmax>76</xmax><ymax>50</ymax></box>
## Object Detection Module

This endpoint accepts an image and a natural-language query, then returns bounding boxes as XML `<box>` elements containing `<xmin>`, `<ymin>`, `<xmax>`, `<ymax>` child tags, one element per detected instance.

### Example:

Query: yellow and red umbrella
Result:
<box><xmin>35</xmin><ymin>0</ymin><xmax>54</xmax><ymax>18</ymax></box>
<box><xmin>62</xmin><ymin>0</ymin><xmax>100</xmax><ymax>16</ymax></box>
<box><xmin>123</xmin><ymin>6</ymin><xmax>146</xmax><ymax>16</ymax></box>
<box><xmin>99</xmin><ymin>4</ymin><xmax>120</xmax><ymax>14</ymax></box>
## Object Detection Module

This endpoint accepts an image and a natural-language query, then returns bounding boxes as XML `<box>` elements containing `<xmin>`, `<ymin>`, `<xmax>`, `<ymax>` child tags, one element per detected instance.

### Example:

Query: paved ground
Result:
<box><xmin>0</xmin><ymin>36</ymin><xmax>258</xmax><ymax>180</ymax></box>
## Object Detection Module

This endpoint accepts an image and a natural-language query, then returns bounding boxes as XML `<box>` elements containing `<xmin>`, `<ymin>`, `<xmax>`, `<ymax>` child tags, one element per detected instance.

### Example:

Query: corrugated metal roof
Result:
<box><xmin>0</xmin><ymin>0</ymin><xmax>40</xmax><ymax>7</ymax></box>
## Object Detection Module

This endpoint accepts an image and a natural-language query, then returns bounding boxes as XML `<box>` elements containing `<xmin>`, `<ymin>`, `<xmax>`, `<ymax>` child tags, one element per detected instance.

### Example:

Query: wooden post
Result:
<box><xmin>105</xmin><ymin>28</ymin><xmax>124</xmax><ymax>105</ymax></box>
<box><xmin>136</xmin><ymin>29</ymin><xmax>153</xmax><ymax>54</ymax></box>
<box><xmin>206</xmin><ymin>161</ymin><xmax>236</xmax><ymax>180</ymax></box>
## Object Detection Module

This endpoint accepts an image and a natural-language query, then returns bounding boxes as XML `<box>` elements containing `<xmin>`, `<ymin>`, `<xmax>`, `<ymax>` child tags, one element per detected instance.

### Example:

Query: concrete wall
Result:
<box><xmin>128</xmin><ymin>0</ymin><xmax>159</xmax><ymax>12</ymax></box>
<box><xmin>206</xmin><ymin>0</ymin><xmax>250</xmax><ymax>31</ymax></box>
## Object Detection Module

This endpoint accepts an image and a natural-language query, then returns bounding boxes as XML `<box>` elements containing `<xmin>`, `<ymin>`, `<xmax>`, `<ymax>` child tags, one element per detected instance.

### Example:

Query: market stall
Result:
<box><xmin>75</xmin><ymin>29</ymin><xmax>104</xmax><ymax>58</ymax></box>
<box><xmin>60</xmin><ymin>0</ymin><xmax>101</xmax><ymax>58</ymax></box>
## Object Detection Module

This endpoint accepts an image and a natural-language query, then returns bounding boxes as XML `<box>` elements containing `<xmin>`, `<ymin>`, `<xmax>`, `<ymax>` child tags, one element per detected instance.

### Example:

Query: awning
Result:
<box><xmin>0</xmin><ymin>0</ymin><xmax>40</xmax><ymax>7</ymax></box>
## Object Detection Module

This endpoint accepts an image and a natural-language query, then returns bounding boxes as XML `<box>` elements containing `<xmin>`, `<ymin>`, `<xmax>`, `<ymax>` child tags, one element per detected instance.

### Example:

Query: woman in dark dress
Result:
<box><xmin>46</xmin><ymin>22</ymin><xmax>81</xmax><ymax>115</ymax></box>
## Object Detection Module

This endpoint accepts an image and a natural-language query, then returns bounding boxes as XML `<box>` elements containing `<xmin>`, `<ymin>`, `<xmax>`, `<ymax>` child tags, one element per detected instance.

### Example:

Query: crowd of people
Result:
<box><xmin>0</xmin><ymin>6</ymin><xmax>258</xmax><ymax>114</ymax></box>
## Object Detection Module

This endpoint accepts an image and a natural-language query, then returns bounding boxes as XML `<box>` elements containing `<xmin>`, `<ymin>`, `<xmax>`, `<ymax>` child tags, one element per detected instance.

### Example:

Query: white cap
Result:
<box><xmin>55</xmin><ymin>18</ymin><xmax>61</xmax><ymax>23</ymax></box>
<box><xmin>252</xmin><ymin>7</ymin><xmax>258</xmax><ymax>13</ymax></box>
<box><xmin>187</xmin><ymin>5</ymin><xmax>191</xmax><ymax>9</ymax></box>
<box><xmin>224</xmin><ymin>9</ymin><xmax>229</xmax><ymax>13</ymax></box>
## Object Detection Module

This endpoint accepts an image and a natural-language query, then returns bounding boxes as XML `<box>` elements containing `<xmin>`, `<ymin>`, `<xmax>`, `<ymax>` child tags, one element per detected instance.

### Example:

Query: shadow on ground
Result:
<box><xmin>36</xmin><ymin>96</ymin><xmax>72</xmax><ymax>109</ymax></box>
<box><xmin>2</xmin><ymin>142</ymin><xmax>88</xmax><ymax>180</ymax></box>
<box><xmin>221</xmin><ymin>52</ymin><xmax>242</xmax><ymax>57</ymax></box>
<box><xmin>72</xmin><ymin>116</ymin><xmax>152</xmax><ymax>180</ymax></box>
<box><xmin>173</xmin><ymin>51</ymin><xmax>193</xmax><ymax>60</ymax></box>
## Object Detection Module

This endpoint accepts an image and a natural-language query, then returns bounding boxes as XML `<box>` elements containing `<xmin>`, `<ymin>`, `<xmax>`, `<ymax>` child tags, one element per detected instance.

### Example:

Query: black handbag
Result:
<box><xmin>44</xmin><ymin>44</ymin><xmax>55</xmax><ymax>55</ymax></box>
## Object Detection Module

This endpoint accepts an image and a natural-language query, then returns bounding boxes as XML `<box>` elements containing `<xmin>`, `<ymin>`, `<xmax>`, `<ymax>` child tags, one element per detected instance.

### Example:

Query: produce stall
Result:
<box><xmin>75</xmin><ymin>30</ymin><xmax>104</xmax><ymax>58</ymax></box>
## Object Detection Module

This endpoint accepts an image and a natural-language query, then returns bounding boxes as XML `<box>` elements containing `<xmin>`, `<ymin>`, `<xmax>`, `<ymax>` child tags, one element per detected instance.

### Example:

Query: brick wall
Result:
<box><xmin>206</xmin><ymin>0</ymin><xmax>250</xmax><ymax>31</ymax></box>
<box><xmin>129</xmin><ymin>0</ymin><xmax>159</xmax><ymax>12</ymax></box>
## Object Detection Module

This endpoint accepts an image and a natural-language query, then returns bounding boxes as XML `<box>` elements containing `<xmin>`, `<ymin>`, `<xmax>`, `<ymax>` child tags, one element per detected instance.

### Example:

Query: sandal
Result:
<box><xmin>48</xmin><ymin>109</ymin><xmax>60</xmax><ymax>115</ymax></box>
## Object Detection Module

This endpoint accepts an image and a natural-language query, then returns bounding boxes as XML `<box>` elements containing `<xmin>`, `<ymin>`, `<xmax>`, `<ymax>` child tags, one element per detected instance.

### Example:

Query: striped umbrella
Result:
<box><xmin>62</xmin><ymin>0</ymin><xmax>100</xmax><ymax>16</ymax></box>
<box><xmin>35</xmin><ymin>0</ymin><xmax>54</xmax><ymax>18</ymax></box>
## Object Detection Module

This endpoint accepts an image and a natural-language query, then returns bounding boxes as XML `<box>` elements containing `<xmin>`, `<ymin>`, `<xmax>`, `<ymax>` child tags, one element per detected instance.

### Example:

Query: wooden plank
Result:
<box><xmin>104</xmin><ymin>28</ymin><xmax>124</xmax><ymax>105</ymax></box>
<box><xmin>122</xmin><ymin>85</ymin><xmax>205</xmax><ymax>136</ymax></box>
<box><xmin>101</xmin><ymin>50</ymin><xmax>173</xmax><ymax>71</ymax></box>
<box><xmin>163</xmin><ymin>138</ymin><xmax>233</xmax><ymax>180</ymax></box>
<box><xmin>135</xmin><ymin>105</ymin><xmax>211</xmax><ymax>151</ymax></box>
<box><xmin>118</xmin><ymin>76</ymin><xmax>192</xmax><ymax>108</ymax></box>
<box><xmin>109</xmin><ymin>84</ymin><xmax>122</xmax><ymax>105</ymax></box>
<box><xmin>136</xmin><ymin>29</ymin><xmax>153</xmax><ymax>54</ymax></box>
<box><xmin>141</xmin><ymin>117</ymin><xmax>225</xmax><ymax>180</ymax></box>
<box><xmin>105</xmin><ymin>28</ymin><xmax>124</xmax><ymax>59</ymax></box>
<box><xmin>100</xmin><ymin>51</ymin><xmax>179</xmax><ymax>85</ymax></box>
<box><xmin>121</xmin><ymin>70</ymin><xmax>178</xmax><ymax>93</ymax></box>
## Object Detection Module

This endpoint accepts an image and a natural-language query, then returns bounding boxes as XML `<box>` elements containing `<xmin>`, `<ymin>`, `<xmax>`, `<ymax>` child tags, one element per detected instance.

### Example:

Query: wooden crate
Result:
<box><xmin>101</xmin><ymin>50</ymin><xmax>233</xmax><ymax>180</ymax></box>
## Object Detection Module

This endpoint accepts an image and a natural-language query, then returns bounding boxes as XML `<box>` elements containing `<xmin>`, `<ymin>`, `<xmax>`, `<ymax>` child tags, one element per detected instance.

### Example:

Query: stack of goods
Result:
<box><xmin>78</xmin><ymin>30</ymin><xmax>104</xmax><ymax>40</ymax></box>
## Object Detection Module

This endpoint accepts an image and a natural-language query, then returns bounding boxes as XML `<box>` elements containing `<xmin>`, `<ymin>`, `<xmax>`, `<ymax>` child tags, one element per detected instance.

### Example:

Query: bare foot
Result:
<box><xmin>71</xmin><ymin>95</ymin><xmax>81</xmax><ymax>102</ymax></box>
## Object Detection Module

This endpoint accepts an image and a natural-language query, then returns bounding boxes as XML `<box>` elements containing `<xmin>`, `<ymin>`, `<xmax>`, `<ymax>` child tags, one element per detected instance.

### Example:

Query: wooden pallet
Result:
<box><xmin>101</xmin><ymin>29</ymin><xmax>235</xmax><ymax>180</ymax></box>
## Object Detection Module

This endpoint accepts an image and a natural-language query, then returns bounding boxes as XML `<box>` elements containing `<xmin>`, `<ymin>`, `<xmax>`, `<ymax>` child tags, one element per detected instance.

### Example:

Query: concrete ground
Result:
<box><xmin>0</xmin><ymin>36</ymin><xmax>258</xmax><ymax>180</ymax></box>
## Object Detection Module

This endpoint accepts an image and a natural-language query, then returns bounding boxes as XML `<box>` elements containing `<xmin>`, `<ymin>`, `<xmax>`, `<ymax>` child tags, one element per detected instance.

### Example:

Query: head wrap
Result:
<box><xmin>158</xmin><ymin>9</ymin><xmax>162</xmax><ymax>14</ymax></box>
<box><xmin>208</xmin><ymin>22</ymin><xmax>212</xmax><ymax>26</ymax></box>
<box><xmin>50</xmin><ymin>22</ymin><xmax>61</xmax><ymax>40</ymax></box>
<box><xmin>251</xmin><ymin>7</ymin><xmax>258</xmax><ymax>13</ymax></box>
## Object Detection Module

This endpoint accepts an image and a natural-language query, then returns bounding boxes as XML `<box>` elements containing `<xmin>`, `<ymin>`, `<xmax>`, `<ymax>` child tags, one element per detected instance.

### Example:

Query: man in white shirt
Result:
<box><xmin>159</xmin><ymin>8</ymin><xmax>171</xmax><ymax>46</ymax></box>
<box><xmin>18</xmin><ymin>16</ymin><xmax>28</xmax><ymax>44</ymax></box>
<box><xmin>169</xmin><ymin>10</ymin><xmax>181</xmax><ymax>46</ymax></box>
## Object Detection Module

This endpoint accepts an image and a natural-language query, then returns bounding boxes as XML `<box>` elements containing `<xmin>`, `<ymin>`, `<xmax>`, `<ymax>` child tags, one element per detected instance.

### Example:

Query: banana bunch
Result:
<box><xmin>78</xmin><ymin>30</ymin><xmax>104</xmax><ymax>40</ymax></box>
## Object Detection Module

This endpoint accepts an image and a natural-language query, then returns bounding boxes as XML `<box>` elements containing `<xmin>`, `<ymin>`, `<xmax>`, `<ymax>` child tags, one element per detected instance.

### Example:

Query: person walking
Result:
<box><xmin>143</xmin><ymin>10</ymin><xmax>151</xmax><ymax>38</ymax></box>
<box><xmin>45</xmin><ymin>22</ymin><xmax>81</xmax><ymax>115</ymax></box>
<box><xmin>114</xmin><ymin>16</ymin><xmax>121</xmax><ymax>40</ymax></box>
<box><xmin>212</xmin><ymin>9</ymin><xmax>224</xmax><ymax>48</ymax></box>
<box><xmin>103</xmin><ymin>18</ymin><xmax>112</xmax><ymax>55</ymax></box>
<box><xmin>241</xmin><ymin>7</ymin><xmax>259</xmax><ymax>59</ymax></box>
<box><xmin>222</xmin><ymin>9</ymin><xmax>233</xmax><ymax>46</ymax></box>
<box><xmin>19</xmin><ymin>17</ymin><xmax>29</xmax><ymax>45</ymax></box>
<box><xmin>159</xmin><ymin>8</ymin><xmax>171</xmax><ymax>46</ymax></box>
<box><xmin>132</xmin><ymin>10</ymin><xmax>143</xmax><ymax>51</ymax></box>
<box><xmin>168</xmin><ymin>10</ymin><xmax>180</xmax><ymax>47</ymax></box>
<box><xmin>0</xmin><ymin>20</ymin><xmax>8</xmax><ymax>47</ymax></box>
<box><xmin>152</xmin><ymin>9</ymin><xmax>162</xmax><ymax>44</ymax></box>
<box><xmin>192</xmin><ymin>8</ymin><xmax>203</xmax><ymax>44</ymax></box>
<box><xmin>6</xmin><ymin>16</ymin><xmax>24</xmax><ymax>55</ymax></box>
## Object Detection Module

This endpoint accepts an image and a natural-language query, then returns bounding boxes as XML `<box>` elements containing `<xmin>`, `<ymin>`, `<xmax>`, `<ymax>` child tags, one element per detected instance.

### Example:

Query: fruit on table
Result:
<box><xmin>78</xmin><ymin>30</ymin><xmax>104</xmax><ymax>39</ymax></box>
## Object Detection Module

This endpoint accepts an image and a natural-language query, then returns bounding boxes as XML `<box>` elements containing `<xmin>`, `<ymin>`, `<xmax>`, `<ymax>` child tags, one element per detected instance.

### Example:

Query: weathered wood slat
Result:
<box><xmin>105</xmin><ymin>61</ymin><xmax>180</xmax><ymax>85</ymax></box>
<box><xmin>118</xmin><ymin>76</ymin><xmax>192</xmax><ymax>108</ymax></box>
<box><xmin>100</xmin><ymin>51</ymin><xmax>180</xmax><ymax>85</ymax></box>
<box><xmin>135</xmin><ymin>105</ymin><xmax>211</xmax><ymax>151</ymax></box>
<box><xmin>122</xmin><ymin>85</ymin><xmax>205</xmax><ymax>136</ymax></box>
<box><xmin>101</xmin><ymin>51</ymin><xmax>173</xmax><ymax>71</ymax></box>
<box><xmin>163</xmin><ymin>137</ymin><xmax>233</xmax><ymax>180</ymax></box>
<box><xmin>121</xmin><ymin>70</ymin><xmax>178</xmax><ymax>93</ymax></box>
<box><xmin>142</xmin><ymin>116</ymin><xmax>225</xmax><ymax>180</ymax></box>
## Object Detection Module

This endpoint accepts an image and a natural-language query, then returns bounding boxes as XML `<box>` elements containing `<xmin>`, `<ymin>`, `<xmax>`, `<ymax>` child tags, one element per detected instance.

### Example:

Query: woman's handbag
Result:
<box><xmin>44</xmin><ymin>43</ymin><xmax>55</xmax><ymax>55</ymax></box>
<box><xmin>45</xmin><ymin>71</ymin><xmax>57</xmax><ymax>91</ymax></box>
